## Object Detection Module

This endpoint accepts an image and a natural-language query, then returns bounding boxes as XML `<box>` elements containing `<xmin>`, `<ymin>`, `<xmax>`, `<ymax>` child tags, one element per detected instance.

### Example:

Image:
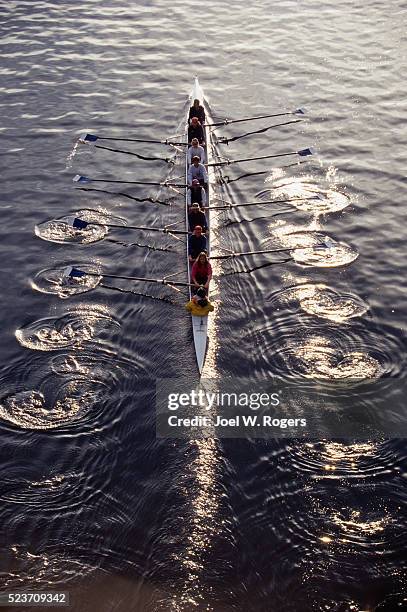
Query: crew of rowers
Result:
<box><xmin>184</xmin><ymin>98</ymin><xmax>214</xmax><ymax>317</ymax></box>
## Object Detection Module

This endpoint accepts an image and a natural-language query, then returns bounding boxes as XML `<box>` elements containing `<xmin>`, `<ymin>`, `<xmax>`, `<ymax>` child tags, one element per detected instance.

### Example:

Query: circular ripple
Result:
<box><xmin>295</xmin><ymin>190</ymin><xmax>350</xmax><ymax>214</ymax></box>
<box><xmin>0</xmin><ymin>464</ymin><xmax>84</xmax><ymax>510</ymax></box>
<box><xmin>258</xmin><ymin>171</ymin><xmax>351</xmax><ymax>213</ymax></box>
<box><xmin>32</xmin><ymin>264</ymin><xmax>102</xmax><ymax>299</ymax></box>
<box><xmin>300</xmin><ymin>287</ymin><xmax>368</xmax><ymax>322</ymax></box>
<box><xmin>272</xmin><ymin>283</ymin><xmax>369</xmax><ymax>323</ymax></box>
<box><xmin>0</xmin><ymin>348</ymin><xmax>144</xmax><ymax>432</ymax></box>
<box><xmin>50</xmin><ymin>354</ymin><xmax>90</xmax><ymax>376</ymax></box>
<box><xmin>49</xmin><ymin>353</ymin><xmax>127</xmax><ymax>384</ymax></box>
<box><xmin>15</xmin><ymin>308</ymin><xmax>120</xmax><ymax>351</ymax></box>
<box><xmin>264</xmin><ymin>224</ymin><xmax>359</xmax><ymax>268</ymax></box>
<box><xmin>290</xmin><ymin>337</ymin><xmax>379</xmax><ymax>379</ymax></box>
<box><xmin>292</xmin><ymin>240</ymin><xmax>359</xmax><ymax>268</ymax></box>
<box><xmin>34</xmin><ymin>209</ymin><xmax>125</xmax><ymax>245</ymax></box>
<box><xmin>244</xmin><ymin>315</ymin><xmax>404</xmax><ymax>379</ymax></box>
<box><xmin>273</xmin><ymin>228</ymin><xmax>323</xmax><ymax>246</ymax></box>
<box><xmin>0</xmin><ymin>378</ymin><xmax>107</xmax><ymax>430</ymax></box>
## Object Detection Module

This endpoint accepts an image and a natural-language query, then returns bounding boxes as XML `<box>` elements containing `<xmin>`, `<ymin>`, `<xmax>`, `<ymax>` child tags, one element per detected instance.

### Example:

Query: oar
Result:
<box><xmin>105</xmin><ymin>237</ymin><xmax>173</xmax><ymax>253</ymax></box>
<box><xmin>218</xmin><ymin>119</ymin><xmax>303</xmax><ymax>145</ymax></box>
<box><xmin>72</xmin><ymin>217</ymin><xmax>189</xmax><ymax>235</ymax></box>
<box><xmin>219</xmin><ymin>160</ymin><xmax>310</xmax><ymax>185</ymax></box>
<box><xmin>74</xmin><ymin>187</ymin><xmax>171</xmax><ymax>206</ymax></box>
<box><xmin>73</xmin><ymin>175</ymin><xmax>188</xmax><ymax>188</ymax></box>
<box><xmin>64</xmin><ymin>266</ymin><xmax>192</xmax><ymax>287</ymax></box>
<box><xmin>99</xmin><ymin>283</ymin><xmax>175</xmax><ymax>304</ymax></box>
<box><xmin>208</xmin><ymin>195</ymin><xmax>323</xmax><ymax>211</ymax></box>
<box><xmin>210</xmin><ymin>108</ymin><xmax>305</xmax><ymax>128</ymax></box>
<box><xmin>210</xmin><ymin>237</ymin><xmax>334</xmax><ymax>260</ymax></box>
<box><xmin>207</xmin><ymin>148</ymin><xmax>315</xmax><ymax>168</ymax></box>
<box><xmin>223</xmin><ymin>258</ymin><xmax>292</xmax><ymax>276</ymax></box>
<box><xmin>79</xmin><ymin>133</ymin><xmax>187</xmax><ymax>147</ymax></box>
<box><xmin>81</xmin><ymin>141</ymin><xmax>174</xmax><ymax>163</ymax></box>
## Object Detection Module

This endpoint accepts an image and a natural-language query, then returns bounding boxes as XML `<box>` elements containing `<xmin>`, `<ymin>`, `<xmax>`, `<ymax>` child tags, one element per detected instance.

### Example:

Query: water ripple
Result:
<box><xmin>34</xmin><ymin>208</ymin><xmax>125</xmax><ymax>245</ymax></box>
<box><xmin>269</xmin><ymin>283</ymin><xmax>369</xmax><ymax>322</ymax></box>
<box><xmin>32</xmin><ymin>265</ymin><xmax>102</xmax><ymax>299</ymax></box>
<box><xmin>15</xmin><ymin>308</ymin><xmax>120</xmax><ymax>351</ymax></box>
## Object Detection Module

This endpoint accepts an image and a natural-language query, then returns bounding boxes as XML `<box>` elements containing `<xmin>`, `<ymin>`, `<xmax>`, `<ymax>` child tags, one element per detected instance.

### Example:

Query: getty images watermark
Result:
<box><xmin>156</xmin><ymin>378</ymin><xmax>407</xmax><ymax>439</ymax></box>
<box><xmin>166</xmin><ymin>388</ymin><xmax>306</xmax><ymax>430</ymax></box>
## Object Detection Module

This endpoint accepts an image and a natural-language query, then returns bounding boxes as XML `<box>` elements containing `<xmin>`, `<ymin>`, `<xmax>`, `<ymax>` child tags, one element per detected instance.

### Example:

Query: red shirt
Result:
<box><xmin>191</xmin><ymin>260</ymin><xmax>212</xmax><ymax>281</ymax></box>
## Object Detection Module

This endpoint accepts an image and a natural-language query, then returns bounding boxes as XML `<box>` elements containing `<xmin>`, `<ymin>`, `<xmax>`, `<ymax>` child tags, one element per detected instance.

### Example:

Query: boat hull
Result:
<box><xmin>186</xmin><ymin>78</ymin><xmax>213</xmax><ymax>374</ymax></box>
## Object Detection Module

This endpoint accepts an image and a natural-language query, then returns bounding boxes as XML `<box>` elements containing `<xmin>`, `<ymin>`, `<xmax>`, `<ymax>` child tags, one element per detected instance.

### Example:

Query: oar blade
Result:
<box><xmin>63</xmin><ymin>266</ymin><xmax>87</xmax><ymax>278</ymax></box>
<box><xmin>73</xmin><ymin>174</ymin><xmax>91</xmax><ymax>183</ymax></box>
<box><xmin>73</xmin><ymin>218</ymin><xmax>89</xmax><ymax>229</ymax></box>
<box><xmin>79</xmin><ymin>133</ymin><xmax>98</xmax><ymax>144</ymax></box>
<box><xmin>294</xmin><ymin>108</ymin><xmax>306</xmax><ymax>115</ymax></box>
<box><xmin>298</xmin><ymin>147</ymin><xmax>315</xmax><ymax>157</ymax></box>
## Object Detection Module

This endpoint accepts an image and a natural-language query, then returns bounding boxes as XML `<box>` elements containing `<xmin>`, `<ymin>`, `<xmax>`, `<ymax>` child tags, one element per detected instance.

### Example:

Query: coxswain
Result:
<box><xmin>188</xmin><ymin>203</ymin><xmax>208</xmax><ymax>232</ymax></box>
<box><xmin>187</xmin><ymin>178</ymin><xmax>206</xmax><ymax>207</ymax></box>
<box><xmin>188</xmin><ymin>117</ymin><xmax>205</xmax><ymax>145</ymax></box>
<box><xmin>188</xmin><ymin>98</ymin><xmax>205</xmax><ymax>126</ymax></box>
<box><xmin>185</xmin><ymin>287</ymin><xmax>214</xmax><ymax>316</ymax></box>
<box><xmin>188</xmin><ymin>225</ymin><xmax>207</xmax><ymax>263</ymax></box>
<box><xmin>191</xmin><ymin>252</ymin><xmax>212</xmax><ymax>292</ymax></box>
<box><xmin>187</xmin><ymin>137</ymin><xmax>206</xmax><ymax>165</ymax></box>
<box><xmin>187</xmin><ymin>156</ymin><xmax>208</xmax><ymax>188</ymax></box>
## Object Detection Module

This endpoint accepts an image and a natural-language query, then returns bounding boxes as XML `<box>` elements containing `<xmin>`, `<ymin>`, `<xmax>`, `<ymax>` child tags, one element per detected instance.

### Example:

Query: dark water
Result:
<box><xmin>0</xmin><ymin>1</ymin><xmax>406</xmax><ymax>610</ymax></box>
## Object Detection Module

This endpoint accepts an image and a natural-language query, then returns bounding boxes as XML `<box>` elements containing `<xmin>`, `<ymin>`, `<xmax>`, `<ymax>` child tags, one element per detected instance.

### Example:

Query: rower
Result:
<box><xmin>188</xmin><ymin>203</ymin><xmax>208</xmax><ymax>232</ymax></box>
<box><xmin>185</xmin><ymin>287</ymin><xmax>214</xmax><ymax>317</ymax></box>
<box><xmin>188</xmin><ymin>117</ymin><xmax>205</xmax><ymax>146</ymax></box>
<box><xmin>188</xmin><ymin>98</ymin><xmax>205</xmax><ymax>126</ymax></box>
<box><xmin>191</xmin><ymin>252</ymin><xmax>212</xmax><ymax>293</ymax></box>
<box><xmin>187</xmin><ymin>178</ymin><xmax>206</xmax><ymax>207</ymax></box>
<box><xmin>187</xmin><ymin>137</ymin><xmax>206</xmax><ymax>165</ymax></box>
<box><xmin>187</xmin><ymin>156</ymin><xmax>208</xmax><ymax>188</ymax></box>
<box><xmin>188</xmin><ymin>225</ymin><xmax>207</xmax><ymax>263</ymax></box>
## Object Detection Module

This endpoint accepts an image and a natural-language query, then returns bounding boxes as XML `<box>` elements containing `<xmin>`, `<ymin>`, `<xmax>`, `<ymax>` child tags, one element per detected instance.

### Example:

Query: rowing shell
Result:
<box><xmin>186</xmin><ymin>77</ymin><xmax>214</xmax><ymax>374</ymax></box>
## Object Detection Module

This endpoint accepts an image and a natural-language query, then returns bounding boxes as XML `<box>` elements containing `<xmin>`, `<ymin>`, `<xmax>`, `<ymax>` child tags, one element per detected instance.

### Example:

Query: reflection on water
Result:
<box><xmin>174</xmin><ymin>438</ymin><xmax>222</xmax><ymax>611</ymax></box>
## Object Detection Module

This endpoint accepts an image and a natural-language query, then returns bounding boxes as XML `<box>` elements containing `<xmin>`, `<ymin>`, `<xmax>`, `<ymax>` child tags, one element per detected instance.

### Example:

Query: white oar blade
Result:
<box><xmin>324</xmin><ymin>236</ymin><xmax>336</xmax><ymax>249</ymax></box>
<box><xmin>294</xmin><ymin>107</ymin><xmax>306</xmax><ymax>115</ymax></box>
<box><xmin>63</xmin><ymin>266</ymin><xmax>75</xmax><ymax>277</ymax></box>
